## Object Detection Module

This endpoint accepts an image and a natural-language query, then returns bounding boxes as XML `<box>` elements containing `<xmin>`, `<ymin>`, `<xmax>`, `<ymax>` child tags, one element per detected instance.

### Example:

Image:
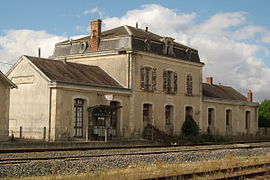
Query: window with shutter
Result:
<box><xmin>140</xmin><ymin>67</ymin><xmax>145</xmax><ymax>90</ymax></box>
<box><xmin>186</xmin><ymin>74</ymin><xmax>193</xmax><ymax>96</ymax></box>
<box><xmin>174</xmin><ymin>72</ymin><xmax>177</xmax><ymax>93</ymax></box>
<box><xmin>152</xmin><ymin>68</ymin><xmax>157</xmax><ymax>91</ymax></box>
<box><xmin>163</xmin><ymin>70</ymin><xmax>168</xmax><ymax>92</ymax></box>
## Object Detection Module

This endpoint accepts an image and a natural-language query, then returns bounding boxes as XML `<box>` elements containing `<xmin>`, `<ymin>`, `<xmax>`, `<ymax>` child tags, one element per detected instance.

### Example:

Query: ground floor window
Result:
<box><xmin>143</xmin><ymin>104</ymin><xmax>152</xmax><ymax>127</ymax></box>
<box><xmin>226</xmin><ymin>109</ymin><xmax>232</xmax><ymax>134</ymax></box>
<box><xmin>208</xmin><ymin>108</ymin><xmax>215</xmax><ymax>126</ymax></box>
<box><xmin>185</xmin><ymin>106</ymin><xmax>193</xmax><ymax>118</ymax></box>
<box><xmin>165</xmin><ymin>105</ymin><xmax>174</xmax><ymax>134</ymax></box>
<box><xmin>246</xmin><ymin>111</ymin><xmax>250</xmax><ymax>131</ymax></box>
<box><xmin>74</xmin><ymin>99</ymin><xmax>84</xmax><ymax>137</ymax></box>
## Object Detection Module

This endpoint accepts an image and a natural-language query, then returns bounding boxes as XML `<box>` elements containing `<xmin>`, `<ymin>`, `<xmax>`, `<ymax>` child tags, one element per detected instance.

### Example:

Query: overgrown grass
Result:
<box><xmin>6</xmin><ymin>153</ymin><xmax>270</xmax><ymax>180</ymax></box>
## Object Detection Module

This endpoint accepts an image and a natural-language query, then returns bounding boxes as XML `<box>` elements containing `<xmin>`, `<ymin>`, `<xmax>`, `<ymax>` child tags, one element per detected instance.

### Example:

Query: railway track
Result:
<box><xmin>1</xmin><ymin>143</ymin><xmax>270</xmax><ymax>166</ymax></box>
<box><xmin>143</xmin><ymin>162</ymin><xmax>270</xmax><ymax>180</ymax></box>
<box><xmin>1</xmin><ymin>140</ymin><xmax>270</xmax><ymax>153</ymax></box>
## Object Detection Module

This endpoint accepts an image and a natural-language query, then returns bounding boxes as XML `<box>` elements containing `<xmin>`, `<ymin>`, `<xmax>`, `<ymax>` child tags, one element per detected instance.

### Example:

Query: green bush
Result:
<box><xmin>258</xmin><ymin>99</ymin><xmax>270</xmax><ymax>127</ymax></box>
<box><xmin>181</xmin><ymin>115</ymin><xmax>199</xmax><ymax>136</ymax></box>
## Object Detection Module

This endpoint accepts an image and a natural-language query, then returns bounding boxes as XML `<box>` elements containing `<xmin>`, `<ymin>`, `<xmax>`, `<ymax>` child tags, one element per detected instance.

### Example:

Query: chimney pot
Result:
<box><xmin>247</xmin><ymin>90</ymin><xmax>253</xmax><ymax>102</ymax></box>
<box><xmin>90</xmin><ymin>19</ymin><xmax>102</xmax><ymax>51</ymax></box>
<box><xmin>145</xmin><ymin>26</ymin><xmax>148</xmax><ymax>32</ymax></box>
<box><xmin>206</xmin><ymin>77</ymin><xmax>213</xmax><ymax>84</ymax></box>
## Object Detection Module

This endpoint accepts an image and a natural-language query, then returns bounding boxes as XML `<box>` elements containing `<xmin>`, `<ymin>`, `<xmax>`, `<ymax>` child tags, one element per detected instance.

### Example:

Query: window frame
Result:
<box><xmin>74</xmin><ymin>98</ymin><xmax>84</xmax><ymax>138</ymax></box>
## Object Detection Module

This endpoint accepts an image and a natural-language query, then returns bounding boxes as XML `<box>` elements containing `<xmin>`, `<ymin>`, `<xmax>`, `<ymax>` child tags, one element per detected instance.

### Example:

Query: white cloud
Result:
<box><xmin>84</xmin><ymin>7</ymin><xmax>105</xmax><ymax>18</ymax></box>
<box><xmin>0</xmin><ymin>30</ymin><xmax>66</xmax><ymax>73</ymax></box>
<box><xmin>103</xmin><ymin>4</ymin><xmax>270</xmax><ymax>101</ymax></box>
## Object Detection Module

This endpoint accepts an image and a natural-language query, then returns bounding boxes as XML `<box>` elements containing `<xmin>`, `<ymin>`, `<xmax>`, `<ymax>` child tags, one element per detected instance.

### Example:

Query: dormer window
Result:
<box><xmin>162</xmin><ymin>37</ymin><xmax>175</xmax><ymax>56</ymax></box>
<box><xmin>144</xmin><ymin>39</ymin><xmax>151</xmax><ymax>52</ymax></box>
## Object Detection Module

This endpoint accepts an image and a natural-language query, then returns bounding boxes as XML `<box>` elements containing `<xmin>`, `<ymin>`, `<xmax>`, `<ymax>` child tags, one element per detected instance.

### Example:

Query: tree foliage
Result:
<box><xmin>181</xmin><ymin>115</ymin><xmax>199</xmax><ymax>136</ymax></box>
<box><xmin>258</xmin><ymin>99</ymin><xmax>270</xmax><ymax>127</ymax></box>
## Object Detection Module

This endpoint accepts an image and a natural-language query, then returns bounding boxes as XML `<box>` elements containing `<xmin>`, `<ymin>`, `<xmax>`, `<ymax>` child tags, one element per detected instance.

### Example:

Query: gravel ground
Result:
<box><xmin>1</xmin><ymin>143</ymin><xmax>270</xmax><ymax>178</ymax></box>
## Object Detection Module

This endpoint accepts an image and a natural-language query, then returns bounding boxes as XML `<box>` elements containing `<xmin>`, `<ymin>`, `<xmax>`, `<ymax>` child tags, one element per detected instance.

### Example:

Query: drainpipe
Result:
<box><xmin>48</xmin><ymin>87</ymin><xmax>52</xmax><ymax>141</ymax></box>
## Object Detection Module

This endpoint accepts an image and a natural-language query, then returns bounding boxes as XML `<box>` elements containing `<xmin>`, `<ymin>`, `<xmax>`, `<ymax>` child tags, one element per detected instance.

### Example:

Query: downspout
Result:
<box><xmin>48</xmin><ymin>87</ymin><xmax>52</xmax><ymax>141</ymax></box>
<box><xmin>128</xmin><ymin>52</ymin><xmax>131</xmax><ymax>88</ymax></box>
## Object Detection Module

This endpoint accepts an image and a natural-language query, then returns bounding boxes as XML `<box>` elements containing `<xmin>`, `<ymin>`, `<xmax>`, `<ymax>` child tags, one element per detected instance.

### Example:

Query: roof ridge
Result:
<box><xmin>25</xmin><ymin>55</ymin><xmax>99</xmax><ymax>68</ymax></box>
<box><xmin>124</xmin><ymin>25</ymin><xmax>132</xmax><ymax>35</ymax></box>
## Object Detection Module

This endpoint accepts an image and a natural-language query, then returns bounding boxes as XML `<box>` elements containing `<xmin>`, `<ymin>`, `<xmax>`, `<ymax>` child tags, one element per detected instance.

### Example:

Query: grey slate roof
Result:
<box><xmin>202</xmin><ymin>83</ymin><xmax>247</xmax><ymax>101</ymax></box>
<box><xmin>26</xmin><ymin>56</ymin><xmax>123</xmax><ymax>89</ymax></box>
<box><xmin>0</xmin><ymin>71</ymin><xmax>16</xmax><ymax>88</ymax></box>
<box><xmin>52</xmin><ymin>25</ymin><xmax>201</xmax><ymax>63</ymax></box>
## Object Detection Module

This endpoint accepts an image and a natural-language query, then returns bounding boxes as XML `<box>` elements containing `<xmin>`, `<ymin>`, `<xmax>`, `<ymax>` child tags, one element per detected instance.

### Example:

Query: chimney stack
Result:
<box><xmin>247</xmin><ymin>90</ymin><xmax>253</xmax><ymax>102</ymax></box>
<box><xmin>90</xmin><ymin>19</ymin><xmax>102</xmax><ymax>51</ymax></box>
<box><xmin>206</xmin><ymin>77</ymin><xmax>213</xmax><ymax>84</ymax></box>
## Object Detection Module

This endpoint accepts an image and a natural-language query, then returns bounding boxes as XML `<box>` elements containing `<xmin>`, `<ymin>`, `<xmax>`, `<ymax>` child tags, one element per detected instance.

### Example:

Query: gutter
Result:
<box><xmin>49</xmin><ymin>81</ymin><xmax>132</xmax><ymax>92</ymax></box>
<box><xmin>203</xmin><ymin>96</ymin><xmax>259</xmax><ymax>106</ymax></box>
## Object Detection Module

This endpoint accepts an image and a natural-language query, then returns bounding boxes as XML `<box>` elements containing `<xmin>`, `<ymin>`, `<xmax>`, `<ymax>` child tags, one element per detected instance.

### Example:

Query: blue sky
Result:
<box><xmin>0</xmin><ymin>0</ymin><xmax>270</xmax><ymax>101</ymax></box>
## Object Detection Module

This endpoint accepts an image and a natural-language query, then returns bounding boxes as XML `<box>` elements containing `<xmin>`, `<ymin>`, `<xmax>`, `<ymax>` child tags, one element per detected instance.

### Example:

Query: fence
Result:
<box><xmin>258</xmin><ymin>127</ymin><xmax>270</xmax><ymax>136</ymax></box>
<box><xmin>9</xmin><ymin>126</ymin><xmax>47</xmax><ymax>141</ymax></box>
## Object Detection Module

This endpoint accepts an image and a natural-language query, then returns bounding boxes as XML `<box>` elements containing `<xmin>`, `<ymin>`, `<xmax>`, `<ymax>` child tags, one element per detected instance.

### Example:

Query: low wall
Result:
<box><xmin>258</xmin><ymin>127</ymin><xmax>270</xmax><ymax>136</ymax></box>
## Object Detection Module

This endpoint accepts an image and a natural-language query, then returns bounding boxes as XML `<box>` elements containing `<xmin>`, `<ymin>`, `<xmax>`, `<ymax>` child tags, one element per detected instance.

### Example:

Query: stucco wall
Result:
<box><xmin>8</xmin><ymin>58</ymin><xmax>50</xmax><ymax>140</ymax></box>
<box><xmin>0</xmin><ymin>81</ymin><xmax>10</xmax><ymax>141</ymax></box>
<box><xmin>130</xmin><ymin>52</ymin><xmax>203</xmax><ymax>136</ymax></box>
<box><xmin>49</xmin><ymin>85</ymin><xmax>130</xmax><ymax>141</ymax></box>
<box><xmin>202</xmin><ymin>99</ymin><xmax>258</xmax><ymax>135</ymax></box>
<box><xmin>63</xmin><ymin>53</ymin><xmax>129</xmax><ymax>88</ymax></box>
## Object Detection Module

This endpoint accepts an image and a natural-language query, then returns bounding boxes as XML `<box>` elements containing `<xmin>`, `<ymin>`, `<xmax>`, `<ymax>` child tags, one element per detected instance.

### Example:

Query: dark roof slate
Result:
<box><xmin>202</xmin><ymin>83</ymin><xmax>247</xmax><ymax>101</ymax></box>
<box><xmin>0</xmin><ymin>71</ymin><xmax>16</xmax><ymax>88</ymax></box>
<box><xmin>26</xmin><ymin>56</ymin><xmax>123</xmax><ymax>89</ymax></box>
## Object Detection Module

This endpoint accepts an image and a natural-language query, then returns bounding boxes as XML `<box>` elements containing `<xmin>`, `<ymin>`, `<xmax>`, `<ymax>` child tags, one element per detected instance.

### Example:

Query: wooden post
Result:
<box><xmin>19</xmin><ymin>126</ymin><xmax>22</xmax><ymax>139</ymax></box>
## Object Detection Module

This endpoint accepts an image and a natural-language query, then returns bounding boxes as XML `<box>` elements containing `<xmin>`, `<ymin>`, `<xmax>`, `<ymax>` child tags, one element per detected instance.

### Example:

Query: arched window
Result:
<box><xmin>186</xmin><ymin>74</ymin><xmax>193</xmax><ymax>96</ymax></box>
<box><xmin>208</xmin><ymin>108</ymin><xmax>215</xmax><ymax>126</ymax></box>
<box><xmin>143</xmin><ymin>103</ymin><xmax>152</xmax><ymax>128</ymax></box>
<box><xmin>165</xmin><ymin>105</ymin><xmax>174</xmax><ymax>135</ymax></box>
<box><xmin>245</xmin><ymin>111</ymin><xmax>250</xmax><ymax>132</ymax></box>
<box><xmin>225</xmin><ymin>109</ymin><xmax>232</xmax><ymax>135</ymax></box>
<box><xmin>74</xmin><ymin>99</ymin><xmax>84</xmax><ymax>137</ymax></box>
<box><xmin>185</xmin><ymin>106</ymin><xmax>193</xmax><ymax>118</ymax></box>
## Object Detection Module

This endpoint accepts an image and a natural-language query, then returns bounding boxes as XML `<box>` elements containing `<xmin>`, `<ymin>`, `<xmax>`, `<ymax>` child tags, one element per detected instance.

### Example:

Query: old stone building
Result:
<box><xmin>0</xmin><ymin>71</ymin><xmax>16</xmax><ymax>141</ymax></box>
<box><xmin>8</xmin><ymin>19</ymin><xmax>258</xmax><ymax>141</ymax></box>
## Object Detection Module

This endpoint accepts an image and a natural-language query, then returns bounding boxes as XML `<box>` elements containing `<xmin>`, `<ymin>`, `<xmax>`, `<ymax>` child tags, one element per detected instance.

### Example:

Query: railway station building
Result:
<box><xmin>0</xmin><ymin>71</ymin><xmax>16</xmax><ymax>141</ymax></box>
<box><xmin>7</xmin><ymin>19</ymin><xmax>259</xmax><ymax>141</ymax></box>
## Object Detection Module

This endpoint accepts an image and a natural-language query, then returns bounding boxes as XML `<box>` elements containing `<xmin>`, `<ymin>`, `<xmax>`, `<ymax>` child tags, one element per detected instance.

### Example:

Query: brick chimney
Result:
<box><xmin>90</xmin><ymin>19</ymin><xmax>102</xmax><ymax>51</ymax></box>
<box><xmin>206</xmin><ymin>77</ymin><xmax>213</xmax><ymax>84</ymax></box>
<box><xmin>247</xmin><ymin>90</ymin><xmax>253</xmax><ymax>102</ymax></box>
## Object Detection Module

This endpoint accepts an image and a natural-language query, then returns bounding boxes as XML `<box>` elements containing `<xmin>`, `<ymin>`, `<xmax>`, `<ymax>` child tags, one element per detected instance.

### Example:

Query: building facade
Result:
<box><xmin>0</xmin><ymin>71</ymin><xmax>16</xmax><ymax>141</ymax></box>
<box><xmin>8</xmin><ymin>19</ymin><xmax>258</xmax><ymax>141</ymax></box>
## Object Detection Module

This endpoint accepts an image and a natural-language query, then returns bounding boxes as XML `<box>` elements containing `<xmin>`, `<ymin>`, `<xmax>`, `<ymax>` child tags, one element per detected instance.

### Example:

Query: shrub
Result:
<box><xmin>181</xmin><ymin>115</ymin><xmax>199</xmax><ymax>136</ymax></box>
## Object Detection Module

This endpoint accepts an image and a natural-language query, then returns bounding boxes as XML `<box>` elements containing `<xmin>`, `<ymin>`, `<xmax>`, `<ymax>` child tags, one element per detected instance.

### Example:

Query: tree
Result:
<box><xmin>258</xmin><ymin>99</ymin><xmax>270</xmax><ymax>127</ymax></box>
<box><xmin>181</xmin><ymin>115</ymin><xmax>199</xmax><ymax>136</ymax></box>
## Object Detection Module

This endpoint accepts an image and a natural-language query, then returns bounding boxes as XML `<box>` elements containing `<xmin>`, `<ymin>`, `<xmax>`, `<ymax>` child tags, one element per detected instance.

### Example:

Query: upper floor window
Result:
<box><xmin>163</xmin><ymin>70</ymin><xmax>177</xmax><ymax>94</ymax></box>
<box><xmin>140</xmin><ymin>66</ymin><xmax>156</xmax><ymax>92</ymax></box>
<box><xmin>74</xmin><ymin>99</ymin><xmax>84</xmax><ymax>137</ymax></box>
<box><xmin>186</xmin><ymin>74</ymin><xmax>193</xmax><ymax>96</ymax></box>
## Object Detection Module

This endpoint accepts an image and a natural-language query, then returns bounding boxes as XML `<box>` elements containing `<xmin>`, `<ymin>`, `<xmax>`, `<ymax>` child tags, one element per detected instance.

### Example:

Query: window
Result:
<box><xmin>163</xmin><ymin>70</ymin><xmax>177</xmax><ymax>94</ymax></box>
<box><xmin>226</xmin><ymin>109</ymin><xmax>232</xmax><ymax>126</ymax></box>
<box><xmin>74</xmin><ymin>99</ymin><xmax>84</xmax><ymax>137</ymax></box>
<box><xmin>185</xmin><ymin>106</ymin><xmax>193</xmax><ymax>118</ymax></box>
<box><xmin>140</xmin><ymin>67</ymin><xmax>156</xmax><ymax>92</ymax></box>
<box><xmin>208</xmin><ymin>108</ymin><xmax>215</xmax><ymax>126</ymax></box>
<box><xmin>186</xmin><ymin>74</ymin><xmax>193</xmax><ymax>96</ymax></box>
<box><xmin>165</xmin><ymin>105</ymin><xmax>173</xmax><ymax>125</ymax></box>
<box><xmin>165</xmin><ymin>105</ymin><xmax>174</xmax><ymax>135</ymax></box>
<box><xmin>143</xmin><ymin>104</ymin><xmax>152</xmax><ymax>127</ymax></box>
<box><xmin>246</xmin><ymin>111</ymin><xmax>250</xmax><ymax>130</ymax></box>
